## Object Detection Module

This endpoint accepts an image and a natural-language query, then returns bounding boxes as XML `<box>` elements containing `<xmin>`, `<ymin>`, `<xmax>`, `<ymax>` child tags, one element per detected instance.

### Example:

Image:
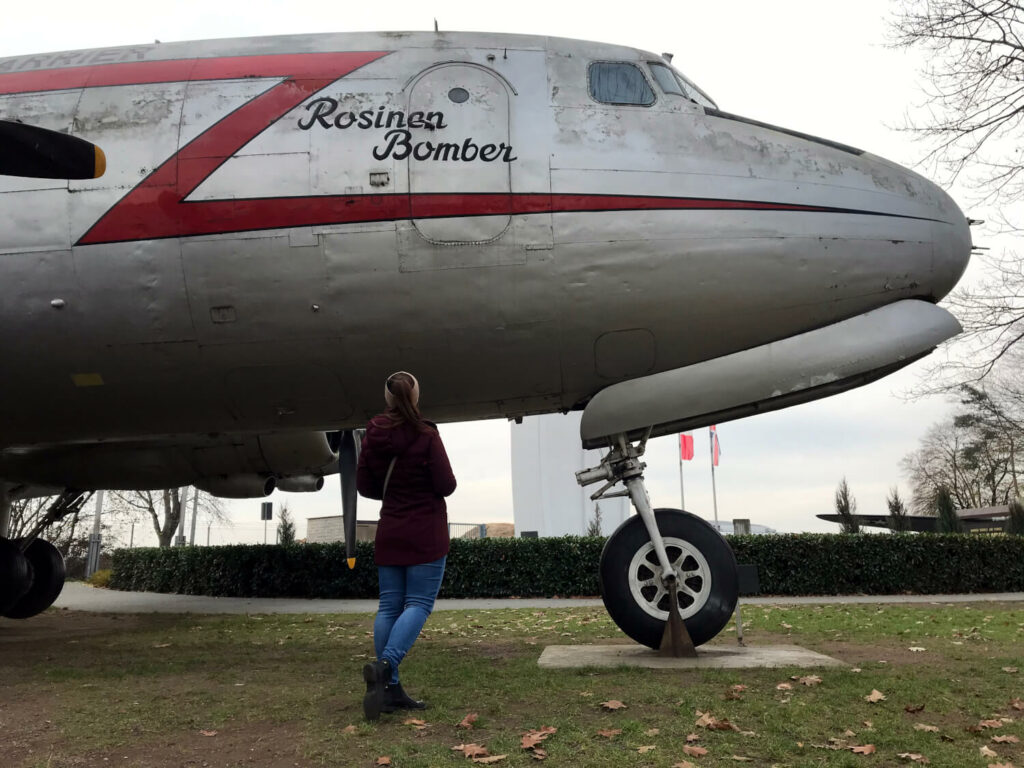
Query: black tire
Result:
<box><xmin>599</xmin><ymin>508</ymin><xmax>738</xmax><ymax>649</ymax></box>
<box><xmin>0</xmin><ymin>537</ymin><xmax>32</xmax><ymax>616</ymax></box>
<box><xmin>4</xmin><ymin>539</ymin><xmax>66</xmax><ymax>619</ymax></box>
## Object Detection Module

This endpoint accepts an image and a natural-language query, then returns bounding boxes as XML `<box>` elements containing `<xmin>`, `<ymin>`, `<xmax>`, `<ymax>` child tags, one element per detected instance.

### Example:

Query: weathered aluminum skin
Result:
<box><xmin>0</xmin><ymin>32</ymin><xmax>971</xmax><ymax>489</ymax></box>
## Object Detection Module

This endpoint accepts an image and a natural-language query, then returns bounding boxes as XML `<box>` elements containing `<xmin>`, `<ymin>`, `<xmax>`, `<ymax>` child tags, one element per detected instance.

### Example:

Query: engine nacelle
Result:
<box><xmin>194</xmin><ymin>474</ymin><xmax>276</xmax><ymax>499</ymax></box>
<box><xmin>277</xmin><ymin>475</ymin><xmax>325</xmax><ymax>493</ymax></box>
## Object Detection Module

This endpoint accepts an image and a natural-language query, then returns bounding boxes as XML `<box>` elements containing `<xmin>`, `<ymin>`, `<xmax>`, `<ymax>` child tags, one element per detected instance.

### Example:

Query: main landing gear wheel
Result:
<box><xmin>0</xmin><ymin>537</ymin><xmax>32</xmax><ymax>616</ymax></box>
<box><xmin>3</xmin><ymin>538</ymin><xmax>66</xmax><ymax>619</ymax></box>
<box><xmin>600</xmin><ymin>509</ymin><xmax>739</xmax><ymax>649</ymax></box>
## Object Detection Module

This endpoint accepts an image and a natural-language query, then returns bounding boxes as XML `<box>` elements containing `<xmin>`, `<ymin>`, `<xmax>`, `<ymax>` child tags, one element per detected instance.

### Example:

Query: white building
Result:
<box><xmin>511</xmin><ymin>412</ymin><xmax>630</xmax><ymax>537</ymax></box>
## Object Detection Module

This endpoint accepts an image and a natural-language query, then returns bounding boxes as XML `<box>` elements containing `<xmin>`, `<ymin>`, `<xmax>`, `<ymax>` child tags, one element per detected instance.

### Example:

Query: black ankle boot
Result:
<box><xmin>384</xmin><ymin>681</ymin><xmax>426</xmax><ymax>711</ymax></box>
<box><xmin>362</xmin><ymin>659</ymin><xmax>392</xmax><ymax>721</ymax></box>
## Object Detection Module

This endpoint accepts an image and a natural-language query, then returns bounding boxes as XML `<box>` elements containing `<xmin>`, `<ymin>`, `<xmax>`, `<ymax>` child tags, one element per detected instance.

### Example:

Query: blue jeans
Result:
<box><xmin>374</xmin><ymin>555</ymin><xmax>446</xmax><ymax>684</ymax></box>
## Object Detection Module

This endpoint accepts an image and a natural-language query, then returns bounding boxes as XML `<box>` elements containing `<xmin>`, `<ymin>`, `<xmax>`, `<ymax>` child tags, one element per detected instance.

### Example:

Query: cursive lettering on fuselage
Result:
<box><xmin>296</xmin><ymin>96</ymin><xmax>518</xmax><ymax>163</ymax></box>
<box><xmin>297</xmin><ymin>97</ymin><xmax>447</xmax><ymax>132</ymax></box>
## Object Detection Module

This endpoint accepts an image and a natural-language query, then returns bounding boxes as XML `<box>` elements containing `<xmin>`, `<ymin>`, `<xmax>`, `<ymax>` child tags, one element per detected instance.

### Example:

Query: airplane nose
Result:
<box><xmin>929</xmin><ymin>186</ymin><xmax>972</xmax><ymax>302</ymax></box>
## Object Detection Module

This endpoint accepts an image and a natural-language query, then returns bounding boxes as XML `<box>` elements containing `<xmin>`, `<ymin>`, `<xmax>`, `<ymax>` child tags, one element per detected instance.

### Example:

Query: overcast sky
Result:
<box><xmin>2</xmin><ymin>0</ymin><xmax>997</xmax><ymax>543</ymax></box>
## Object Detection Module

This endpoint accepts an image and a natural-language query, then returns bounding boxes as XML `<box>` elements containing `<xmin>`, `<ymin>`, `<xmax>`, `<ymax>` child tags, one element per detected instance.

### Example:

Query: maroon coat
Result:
<box><xmin>356</xmin><ymin>415</ymin><xmax>457</xmax><ymax>566</ymax></box>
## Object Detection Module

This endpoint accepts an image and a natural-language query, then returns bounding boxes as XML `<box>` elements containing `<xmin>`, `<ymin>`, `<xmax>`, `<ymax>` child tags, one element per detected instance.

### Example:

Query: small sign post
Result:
<box><xmin>261</xmin><ymin>501</ymin><xmax>273</xmax><ymax>544</ymax></box>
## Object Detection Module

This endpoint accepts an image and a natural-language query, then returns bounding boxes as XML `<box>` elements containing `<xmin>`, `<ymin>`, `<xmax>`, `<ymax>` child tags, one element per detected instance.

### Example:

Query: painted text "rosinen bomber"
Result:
<box><xmin>296</xmin><ymin>97</ymin><xmax>517</xmax><ymax>163</ymax></box>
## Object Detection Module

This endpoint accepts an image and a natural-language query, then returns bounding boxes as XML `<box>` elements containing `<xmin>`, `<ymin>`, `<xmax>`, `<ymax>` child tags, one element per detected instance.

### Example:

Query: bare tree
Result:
<box><xmin>935</xmin><ymin>486</ymin><xmax>966</xmax><ymax>532</ymax></box>
<box><xmin>892</xmin><ymin>1</ymin><xmax>1024</xmax><ymax>203</ymax></box>
<box><xmin>834</xmin><ymin>478</ymin><xmax>860</xmax><ymax>533</ymax></box>
<box><xmin>892</xmin><ymin>2</ymin><xmax>1024</xmax><ymax>390</ymax></box>
<box><xmin>109</xmin><ymin>488</ymin><xmax>224</xmax><ymax>547</ymax></box>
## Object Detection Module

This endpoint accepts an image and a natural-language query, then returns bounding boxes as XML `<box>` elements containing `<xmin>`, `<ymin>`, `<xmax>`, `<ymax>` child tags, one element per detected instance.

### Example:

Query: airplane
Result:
<box><xmin>0</xmin><ymin>31</ymin><xmax>970</xmax><ymax>651</ymax></box>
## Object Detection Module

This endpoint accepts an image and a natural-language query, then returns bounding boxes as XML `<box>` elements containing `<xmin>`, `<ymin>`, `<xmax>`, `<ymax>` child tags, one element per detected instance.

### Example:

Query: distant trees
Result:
<box><xmin>834</xmin><ymin>478</ymin><xmax>860</xmax><ymax>533</ymax></box>
<box><xmin>277</xmin><ymin>504</ymin><xmax>296</xmax><ymax>546</ymax></box>
<box><xmin>586</xmin><ymin>504</ymin><xmax>603</xmax><ymax>537</ymax></box>
<box><xmin>887</xmin><ymin>487</ymin><xmax>911</xmax><ymax>532</ymax></box>
<box><xmin>902</xmin><ymin>386</ymin><xmax>1023</xmax><ymax>513</ymax></box>
<box><xmin>935</xmin><ymin>486</ymin><xmax>965</xmax><ymax>533</ymax></box>
<box><xmin>109</xmin><ymin>488</ymin><xmax>224</xmax><ymax>547</ymax></box>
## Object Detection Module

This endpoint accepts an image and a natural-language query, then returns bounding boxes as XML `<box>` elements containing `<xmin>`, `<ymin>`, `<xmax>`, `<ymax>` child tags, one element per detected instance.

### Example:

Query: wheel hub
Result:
<box><xmin>628</xmin><ymin>536</ymin><xmax>711</xmax><ymax>620</ymax></box>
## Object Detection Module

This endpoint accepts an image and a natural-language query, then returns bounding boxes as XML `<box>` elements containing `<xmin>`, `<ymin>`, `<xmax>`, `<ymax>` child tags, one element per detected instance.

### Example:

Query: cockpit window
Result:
<box><xmin>648</xmin><ymin>63</ymin><xmax>686</xmax><ymax>97</ymax></box>
<box><xmin>672</xmin><ymin>68</ymin><xmax>717</xmax><ymax>109</ymax></box>
<box><xmin>588</xmin><ymin>62</ymin><xmax>655</xmax><ymax>106</ymax></box>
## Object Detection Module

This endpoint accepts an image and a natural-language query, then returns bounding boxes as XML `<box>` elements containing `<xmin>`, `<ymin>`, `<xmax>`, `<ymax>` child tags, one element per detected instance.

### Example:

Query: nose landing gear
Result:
<box><xmin>577</xmin><ymin>432</ymin><xmax>738</xmax><ymax>652</ymax></box>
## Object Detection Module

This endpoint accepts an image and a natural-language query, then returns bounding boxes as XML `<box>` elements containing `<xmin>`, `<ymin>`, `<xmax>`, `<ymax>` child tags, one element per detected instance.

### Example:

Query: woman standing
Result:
<box><xmin>356</xmin><ymin>371</ymin><xmax>457</xmax><ymax>721</ymax></box>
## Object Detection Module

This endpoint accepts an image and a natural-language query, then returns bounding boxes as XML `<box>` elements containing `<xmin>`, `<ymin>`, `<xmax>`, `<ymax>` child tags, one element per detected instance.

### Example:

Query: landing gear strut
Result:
<box><xmin>577</xmin><ymin>432</ymin><xmax>738</xmax><ymax>653</ymax></box>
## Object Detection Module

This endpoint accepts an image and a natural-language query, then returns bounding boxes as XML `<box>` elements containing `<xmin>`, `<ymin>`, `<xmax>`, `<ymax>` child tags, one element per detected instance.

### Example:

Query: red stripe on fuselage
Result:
<box><xmin>0</xmin><ymin>52</ymin><xmax>389</xmax><ymax>95</ymax></box>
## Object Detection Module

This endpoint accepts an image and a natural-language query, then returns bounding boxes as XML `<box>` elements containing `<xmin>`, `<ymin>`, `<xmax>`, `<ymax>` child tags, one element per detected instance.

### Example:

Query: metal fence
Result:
<box><xmin>448</xmin><ymin>522</ymin><xmax>488</xmax><ymax>539</ymax></box>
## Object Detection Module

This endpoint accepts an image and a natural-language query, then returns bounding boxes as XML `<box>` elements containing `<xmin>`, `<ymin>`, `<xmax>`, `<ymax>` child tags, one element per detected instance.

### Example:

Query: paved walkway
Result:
<box><xmin>52</xmin><ymin>582</ymin><xmax>1024</xmax><ymax>615</ymax></box>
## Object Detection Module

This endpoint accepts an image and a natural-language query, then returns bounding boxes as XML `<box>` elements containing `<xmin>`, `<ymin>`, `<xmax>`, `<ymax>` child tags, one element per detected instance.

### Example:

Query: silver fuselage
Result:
<box><xmin>0</xmin><ymin>32</ymin><xmax>970</xmax><ymax>490</ymax></box>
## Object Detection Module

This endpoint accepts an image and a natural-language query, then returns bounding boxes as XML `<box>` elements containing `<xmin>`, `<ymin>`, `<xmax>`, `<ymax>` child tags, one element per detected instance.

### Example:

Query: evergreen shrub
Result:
<box><xmin>111</xmin><ymin>534</ymin><xmax>1024</xmax><ymax>598</ymax></box>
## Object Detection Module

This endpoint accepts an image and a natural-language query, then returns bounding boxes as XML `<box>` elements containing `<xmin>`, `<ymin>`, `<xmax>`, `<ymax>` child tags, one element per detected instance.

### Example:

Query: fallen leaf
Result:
<box><xmin>459</xmin><ymin>713</ymin><xmax>479</xmax><ymax>729</ymax></box>
<box><xmin>865</xmin><ymin>689</ymin><xmax>886</xmax><ymax>703</ymax></box>
<box><xmin>672</xmin><ymin>763</ymin><xmax>696</xmax><ymax>768</ymax></box>
<box><xmin>341</xmin><ymin>725</ymin><xmax>357</xmax><ymax>734</ymax></box>
<box><xmin>376</xmin><ymin>759</ymin><xmax>391</xmax><ymax>767</ymax></box>
<box><xmin>404</xmin><ymin>718</ymin><xmax>427</xmax><ymax>727</ymax></box>
<box><xmin>529</xmin><ymin>748</ymin><xmax>547</xmax><ymax>761</ymax></box>
<box><xmin>987</xmin><ymin>762</ymin><xmax>1016</xmax><ymax>768</ymax></box>
<box><xmin>645</xmin><ymin>728</ymin><xmax>660</xmax><ymax>736</ymax></box>
<box><xmin>731</xmin><ymin>757</ymin><xmax>753</xmax><ymax>762</ymax></box>
<box><xmin>682</xmin><ymin>745</ymin><xmax>708</xmax><ymax>757</ymax></box>
<box><xmin>909</xmin><ymin>647</ymin><xmax>926</xmax><ymax>652</ymax></box>
<box><xmin>915</xmin><ymin>724</ymin><xmax>940</xmax><ymax>732</ymax></box>
<box><xmin>730</xmin><ymin>684</ymin><xmax>748</xmax><ymax>692</ymax></box>
<box><xmin>637</xmin><ymin>745</ymin><xmax>656</xmax><ymax>754</ymax></box>
<box><xmin>851</xmin><ymin>744</ymin><xmax>877</xmax><ymax>754</ymax></box>
<box><xmin>152</xmin><ymin>643</ymin><xmax>172</xmax><ymax>648</ymax></box>
<box><xmin>596</xmin><ymin>729</ymin><xmax>621</xmax><ymax>739</ymax></box>
<box><xmin>685</xmin><ymin>733</ymin><xmax>701</xmax><ymax>742</ymax></box>
<box><xmin>776</xmin><ymin>682</ymin><xmax>793</xmax><ymax>691</ymax></box>
<box><xmin>695</xmin><ymin>710</ymin><xmax>739</xmax><ymax>731</ymax></box>
<box><xmin>601</xmin><ymin>700</ymin><xmax>627</xmax><ymax>710</ymax></box>
<box><xmin>980</xmin><ymin>720</ymin><xmax>1005</xmax><ymax>729</ymax></box>
<box><xmin>1003</xmin><ymin>667</ymin><xmax>1019</xmax><ymax>674</ymax></box>
<box><xmin>472</xmin><ymin>756</ymin><xmax>507</xmax><ymax>765</ymax></box>
<box><xmin>897</xmin><ymin>753</ymin><xmax>930</xmax><ymax>763</ymax></box>
<box><xmin>799</xmin><ymin>675</ymin><xmax>822</xmax><ymax>686</ymax></box>
<box><xmin>452</xmin><ymin>744</ymin><xmax>489</xmax><ymax>759</ymax></box>
<box><xmin>980</xmin><ymin>745</ymin><xmax>999</xmax><ymax>757</ymax></box>
<box><xmin>862</xmin><ymin>721</ymin><xmax>874</xmax><ymax>729</ymax></box>
<box><xmin>905</xmin><ymin>704</ymin><xmax>926</xmax><ymax>713</ymax></box>
<box><xmin>199</xmin><ymin>730</ymin><xmax>217</xmax><ymax>737</ymax></box>
<box><xmin>521</xmin><ymin>726</ymin><xmax>557</xmax><ymax>750</ymax></box>
<box><xmin>1011</xmin><ymin>698</ymin><xmax>1024</xmax><ymax>711</ymax></box>
<box><xmin>993</xmin><ymin>735</ymin><xmax>1020</xmax><ymax>743</ymax></box>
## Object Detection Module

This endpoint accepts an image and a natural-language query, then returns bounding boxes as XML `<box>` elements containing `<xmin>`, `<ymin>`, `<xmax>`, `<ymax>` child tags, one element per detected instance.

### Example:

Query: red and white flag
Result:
<box><xmin>679</xmin><ymin>433</ymin><xmax>695</xmax><ymax>461</ymax></box>
<box><xmin>710</xmin><ymin>425</ymin><xmax>721</xmax><ymax>467</ymax></box>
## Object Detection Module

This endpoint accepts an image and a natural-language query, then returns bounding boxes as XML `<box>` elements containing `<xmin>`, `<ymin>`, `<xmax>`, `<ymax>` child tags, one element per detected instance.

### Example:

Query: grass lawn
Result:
<box><xmin>2</xmin><ymin>601</ymin><xmax>1023</xmax><ymax>767</ymax></box>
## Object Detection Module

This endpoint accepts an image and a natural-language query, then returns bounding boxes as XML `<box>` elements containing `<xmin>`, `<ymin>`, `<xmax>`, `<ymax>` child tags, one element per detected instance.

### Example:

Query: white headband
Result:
<box><xmin>384</xmin><ymin>371</ymin><xmax>420</xmax><ymax>407</ymax></box>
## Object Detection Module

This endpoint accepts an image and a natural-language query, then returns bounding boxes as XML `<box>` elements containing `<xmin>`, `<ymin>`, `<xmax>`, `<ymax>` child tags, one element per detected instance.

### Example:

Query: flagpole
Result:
<box><xmin>679</xmin><ymin>443</ymin><xmax>686</xmax><ymax>511</ymax></box>
<box><xmin>709</xmin><ymin>428</ymin><xmax>719</xmax><ymax>530</ymax></box>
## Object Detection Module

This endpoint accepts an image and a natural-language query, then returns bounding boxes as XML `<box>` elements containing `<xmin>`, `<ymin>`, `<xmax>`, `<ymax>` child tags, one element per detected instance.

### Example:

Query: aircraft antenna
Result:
<box><xmin>434</xmin><ymin>18</ymin><xmax>439</xmax><ymax>32</ymax></box>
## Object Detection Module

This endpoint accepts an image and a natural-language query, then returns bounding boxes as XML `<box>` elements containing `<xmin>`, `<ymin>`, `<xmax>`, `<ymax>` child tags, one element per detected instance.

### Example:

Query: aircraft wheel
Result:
<box><xmin>0</xmin><ymin>537</ymin><xmax>32</xmax><ymax>616</ymax></box>
<box><xmin>3</xmin><ymin>539</ymin><xmax>66</xmax><ymax>619</ymax></box>
<box><xmin>599</xmin><ymin>508</ymin><xmax>738</xmax><ymax>649</ymax></box>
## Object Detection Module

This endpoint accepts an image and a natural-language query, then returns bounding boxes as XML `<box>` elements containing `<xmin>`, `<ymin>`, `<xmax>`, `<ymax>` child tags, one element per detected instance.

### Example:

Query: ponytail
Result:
<box><xmin>383</xmin><ymin>372</ymin><xmax>433</xmax><ymax>432</ymax></box>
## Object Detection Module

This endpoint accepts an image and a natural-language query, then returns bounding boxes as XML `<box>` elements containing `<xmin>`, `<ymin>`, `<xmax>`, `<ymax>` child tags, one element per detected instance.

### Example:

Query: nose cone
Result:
<box><xmin>929</xmin><ymin>189</ymin><xmax>972</xmax><ymax>302</ymax></box>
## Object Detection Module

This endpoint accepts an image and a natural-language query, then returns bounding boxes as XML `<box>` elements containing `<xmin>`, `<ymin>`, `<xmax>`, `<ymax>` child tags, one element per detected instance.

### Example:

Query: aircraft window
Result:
<box><xmin>671</xmin><ymin>69</ymin><xmax>718</xmax><ymax>109</ymax></box>
<box><xmin>448</xmin><ymin>87</ymin><xmax>469</xmax><ymax>104</ymax></box>
<box><xmin>588</xmin><ymin>62</ymin><xmax>655</xmax><ymax>106</ymax></box>
<box><xmin>648</xmin><ymin>63</ymin><xmax>686</xmax><ymax>97</ymax></box>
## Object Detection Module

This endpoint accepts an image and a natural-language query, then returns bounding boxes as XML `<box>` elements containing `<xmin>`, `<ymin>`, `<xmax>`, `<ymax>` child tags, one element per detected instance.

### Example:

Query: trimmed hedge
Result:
<box><xmin>110</xmin><ymin>533</ymin><xmax>1024</xmax><ymax>598</ymax></box>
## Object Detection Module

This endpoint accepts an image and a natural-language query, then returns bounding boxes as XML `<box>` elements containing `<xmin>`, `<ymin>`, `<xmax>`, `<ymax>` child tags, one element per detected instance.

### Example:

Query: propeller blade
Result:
<box><xmin>338</xmin><ymin>430</ymin><xmax>358</xmax><ymax>569</ymax></box>
<box><xmin>1</xmin><ymin>119</ymin><xmax>105</xmax><ymax>180</ymax></box>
